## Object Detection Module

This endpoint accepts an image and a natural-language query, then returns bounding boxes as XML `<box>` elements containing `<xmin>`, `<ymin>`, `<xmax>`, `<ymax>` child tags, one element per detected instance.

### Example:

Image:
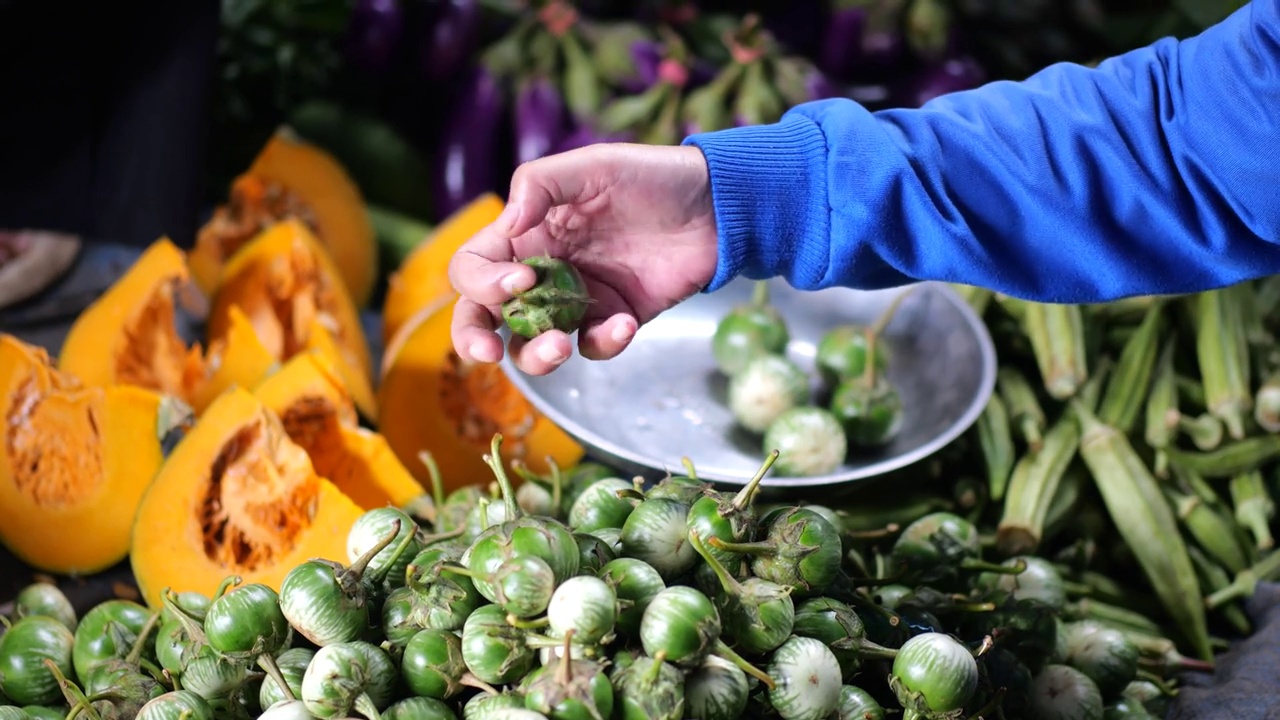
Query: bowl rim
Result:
<box><xmin>500</xmin><ymin>280</ymin><xmax>998</xmax><ymax>488</ymax></box>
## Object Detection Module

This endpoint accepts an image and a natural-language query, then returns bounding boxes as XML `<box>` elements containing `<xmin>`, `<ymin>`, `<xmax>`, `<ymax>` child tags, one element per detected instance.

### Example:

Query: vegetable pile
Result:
<box><xmin>712</xmin><ymin>282</ymin><xmax>911</xmax><ymax>477</ymax></box>
<box><xmin>0</xmin><ymin>432</ymin><xmax>1200</xmax><ymax>719</ymax></box>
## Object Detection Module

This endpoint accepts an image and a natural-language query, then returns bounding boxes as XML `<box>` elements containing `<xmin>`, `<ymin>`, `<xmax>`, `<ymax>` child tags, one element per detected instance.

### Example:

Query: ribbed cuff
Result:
<box><xmin>682</xmin><ymin>113</ymin><xmax>831</xmax><ymax>292</ymax></box>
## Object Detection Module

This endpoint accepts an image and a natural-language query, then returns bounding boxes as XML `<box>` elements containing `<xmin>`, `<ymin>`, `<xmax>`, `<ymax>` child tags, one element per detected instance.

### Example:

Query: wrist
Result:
<box><xmin>682</xmin><ymin>113</ymin><xmax>831</xmax><ymax>292</ymax></box>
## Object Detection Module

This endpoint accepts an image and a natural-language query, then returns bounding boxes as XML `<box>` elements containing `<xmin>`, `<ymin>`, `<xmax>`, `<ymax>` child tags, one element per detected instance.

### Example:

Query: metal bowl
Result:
<box><xmin>501</xmin><ymin>278</ymin><xmax>996</xmax><ymax>491</ymax></box>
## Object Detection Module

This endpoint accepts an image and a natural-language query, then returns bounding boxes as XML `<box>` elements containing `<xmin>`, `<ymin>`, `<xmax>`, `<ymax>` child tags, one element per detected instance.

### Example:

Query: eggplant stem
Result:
<box><xmin>729</xmin><ymin>450</ymin><xmax>779</xmax><ymax>514</ymax></box>
<box><xmin>616</xmin><ymin>488</ymin><xmax>647</xmax><ymax>502</ymax></box>
<box><xmin>165</xmin><ymin>668</ymin><xmax>182</xmax><ymax>692</ymax></box>
<box><xmin>854</xmin><ymin>637</ymin><xmax>900</xmax><ymax>660</ymax></box>
<box><xmin>557</xmin><ymin>628</ymin><xmax>577</xmax><ymax>685</ymax></box>
<box><xmin>161</xmin><ymin>589</ymin><xmax>209</xmax><ymax>646</ymax></box>
<box><xmin>1136</xmin><ymin>669</ymin><xmax>1183</xmax><ymax>694</ymax></box>
<box><xmin>687</xmin><ymin>531</ymin><xmax>743</xmax><ymax>597</ymax></box>
<box><xmin>750</xmin><ymin>280</ymin><xmax>770</xmax><ymax>307</ymax></box>
<box><xmin>959</xmin><ymin>557</ymin><xmax>1027</xmax><ymax>575</ymax></box>
<box><xmin>506</xmin><ymin>613</ymin><xmax>551</xmax><ymax>630</ymax></box>
<box><xmin>460</xmin><ymin>673</ymin><xmax>501</xmax><ymax>695</ymax></box>
<box><xmin>682</xmin><ymin>457</ymin><xmax>698</xmax><ymax>480</ymax></box>
<box><xmin>546</xmin><ymin>456</ymin><xmax>564</xmax><ymax>513</ymax></box>
<box><xmin>368</xmin><ymin>519</ymin><xmax>423</xmax><ymax>585</ymax></box>
<box><xmin>645</xmin><ymin>651</ymin><xmax>668</xmax><ymax>683</ymax></box>
<box><xmin>353</xmin><ymin>692</ymin><xmax>384</xmax><ymax>720</ymax></box>
<box><xmin>258</xmin><ymin>653</ymin><xmax>297</xmax><ymax>702</ymax></box>
<box><xmin>844</xmin><ymin>524</ymin><xmax>901</xmax><ymax>541</ymax></box>
<box><xmin>126</xmin><ymin>609</ymin><xmax>163</xmax><ymax>665</ymax></box>
<box><xmin>706</xmin><ymin>536</ymin><xmax>774</xmax><ymax>556</ymax></box>
<box><xmin>347</xmin><ymin>518</ymin><xmax>403</xmax><ymax>581</ymax></box>
<box><xmin>417</xmin><ymin>450</ymin><xmax>445</xmax><ymax>527</ymax></box>
<box><xmin>713</xmin><ymin>639</ymin><xmax>775</xmax><ymax>690</ymax></box>
<box><xmin>43</xmin><ymin>658</ymin><xmax>101</xmax><ymax>720</ymax></box>
<box><xmin>211</xmin><ymin>575</ymin><xmax>241</xmax><ymax>602</ymax></box>
<box><xmin>971</xmin><ymin>635</ymin><xmax>995</xmax><ymax>658</ymax></box>
<box><xmin>483</xmin><ymin>433</ymin><xmax>523</xmax><ymax>520</ymax></box>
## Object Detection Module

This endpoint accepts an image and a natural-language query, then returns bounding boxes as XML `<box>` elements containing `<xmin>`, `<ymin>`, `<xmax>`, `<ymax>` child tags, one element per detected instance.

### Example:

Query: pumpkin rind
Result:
<box><xmin>378</xmin><ymin>297</ymin><xmax>584</xmax><ymax>494</ymax></box>
<box><xmin>0</xmin><ymin>334</ymin><xmax>177</xmax><ymax>574</ymax></box>
<box><xmin>206</xmin><ymin>218</ymin><xmax>377</xmax><ymax>420</ymax></box>
<box><xmin>191</xmin><ymin>127</ymin><xmax>379</xmax><ymax>307</ymax></box>
<box><xmin>381</xmin><ymin>193</ymin><xmax>505</xmax><ymax>346</ymax></box>
<box><xmin>130</xmin><ymin>385</ymin><xmax>363</xmax><ymax>609</ymax></box>
<box><xmin>253</xmin><ymin>351</ymin><xmax>424</xmax><ymax>510</ymax></box>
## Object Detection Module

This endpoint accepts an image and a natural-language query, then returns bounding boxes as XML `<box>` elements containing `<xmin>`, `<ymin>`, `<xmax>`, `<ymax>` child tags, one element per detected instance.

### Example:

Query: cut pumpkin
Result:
<box><xmin>252</xmin><ymin>351</ymin><xmax>424</xmax><ymax>510</ymax></box>
<box><xmin>207</xmin><ymin>218</ymin><xmax>377</xmax><ymax>420</ymax></box>
<box><xmin>130</xmin><ymin>385</ymin><xmax>363</xmax><ymax>609</ymax></box>
<box><xmin>382</xmin><ymin>193</ymin><xmax>505</xmax><ymax>346</ymax></box>
<box><xmin>191</xmin><ymin>127</ymin><xmax>378</xmax><ymax>307</ymax></box>
<box><xmin>0</xmin><ymin>334</ymin><xmax>190</xmax><ymax>575</ymax></box>
<box><xmin>378</xmin><ymin>296</ymin><xmax>584</xmax><ymax>494</ymax></box>
<box><xmin>56</xmin><ymin>239</ymin><xmax>270</xmax><ymax>415</ymax></box>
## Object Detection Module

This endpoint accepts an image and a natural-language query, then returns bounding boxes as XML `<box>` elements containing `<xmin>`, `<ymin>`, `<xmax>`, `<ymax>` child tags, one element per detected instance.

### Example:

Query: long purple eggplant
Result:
<box><xmin>820</xmin><ymin>0</ymin><xmax>908</xmax><ymax>84</ymax></box>
<box><xmin>555</xmin><ymin>124</ymin><xmax>633</xmax><ymax>154</ymax></box>
<box><xmin>420</xmin><ymin>0</ymin><xmax>482</xmax><ymax>84</ymax></box>
<box><xmin>343</xmin><ymin>0</ymin><xmax>405</xmax><ymax>75</ymax></box>
<box><xmin>513</xmin><ymin>75</ymin><xmax>569</xmax><ymax>166</ymax></box>
<box><xmin>892</xmin><ymin>55</ymin><xmax>987</xmax><ymax>108</ymax></box>
<box><xmin>432</xmin><ymin>64</ymin><xmax>507</xmax><ymax>219</ymax></box>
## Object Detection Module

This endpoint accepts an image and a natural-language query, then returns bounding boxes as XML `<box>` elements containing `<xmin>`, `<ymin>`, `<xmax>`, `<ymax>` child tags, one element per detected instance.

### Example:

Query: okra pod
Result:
<box><xmin>1087</xmin><ymin>294</ymin><xmax>1161</xmax><ymax>323</ymax></box>
<box><xmin>1098</xmin><ymin>301</ymin><xmax>1164</xmax><ymax>434</ymax></box>
<box><xmin>1254</xmin><ymin>274</ymin><xmax>1280</xmax><ymax>320</ymax></box>
<box><xmin>1170</xmin><ymin>410</ymin><xmax>1225</xmax><ymax>451</ymax></box>
<box><xmin>1195</xmin><ymin>288</ymin><xmax>1252</xmax><ymax>440</ymax></box>
<box><xmin>1074</xmin><ymin>400</ymin><xmax>1213</xmax><ymax>661</ymax></box>
<box><xmin>829</xmin><ymin>494</ymin><xmax>953</xmax><ymax>534</ymax></box>
<box><xmin>997</xmin><ymin>367</ymin><xmax>1046</xmax><ymax>450</ymax></box>
<box><xmin>1205</xmin><ymin>547</ymin><xmax>1280</xmax><ymax>610</ymax></box>
<box><xmin>1065</xmin><ymin>598</ymin><xmax>1165</xmax><ymax>638</ymax></box>
<box><xmin>994</xmin><ymin>293</ymin><xmax>1026</xmax><ymax>321</ymax></box>
<box><xmin>995</xmin><ymin>415</ymin><xmax>1080</xmax><ymax>557</ymax></box>
<box><xmin>1253</xmin><ymin>372</ymin><xmax>1280</xmax><ymax>433</ymax></box>
<box><xmin>975</xmin><ymin>394</ymin><xmax>1015</xmax><ymax>501</ymax></box>
<box><xmin>1163</xmin><ymin>486</ymin><xmax>1249</xmax><ymax>574</ymax></box>
<box><xmin>1023</xmin><ymin>301</ymin><xmax>1089</xmax><ymax>400</ymax></box>
<box><xmin>1186</xmin><ymin>545</ymin><xmax>1252</xmax><ymax>635</ymax></box>
<box><xmin>1041</xmin><ymin>466</ymin><xmax>1087</xmax><ymax>543</ymax></box>
<box><xmin>1165</xmin><ymin>435</ymin><xmax>1280</xmax><ymax>478</ymax></box>
<box><xmin>1144</xmin><ymin>337</ymin><xmax>1179</xmax><ymax>478</ymax></box>
<box><xmin>948</xmin><ymin>283</ymin><xmax>993</xmax><ymax>317</ymax></box>
<box><xmin>1174</xmin><ymin>374</ymin><xmax>1208</xmax><ymax>410</ymax></box>
<box><xmin>1229</xmin><ymin>470</ymin><xmax>1275</xmax><ymax>551</ymax></box>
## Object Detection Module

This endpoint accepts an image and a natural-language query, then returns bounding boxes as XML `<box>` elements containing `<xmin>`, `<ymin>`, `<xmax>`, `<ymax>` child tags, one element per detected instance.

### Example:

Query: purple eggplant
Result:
<box><xmin>420</xmin><ymin>0</ymin><xmax>482</xmax><ymax>85</ymax></box>
<box><xmin>555</xmin><ymin>124</ymin><xmax>634</xmax><ymax>153</ymax></box>
<box><xmin>820</xmin><ymin>0</ymin><xmax>909</xmax><ymax>84</ymax></box>
<box><xmin>893</xmin><ymin>55</ymin><xmax>987</xmax><ymax>108</ymax></box>
<box><xmin>513</xmin><ymin>75</ymin><xmax>569</xmax><ymax>166</ymax></box>
<box><xmin>343</xmin><ymin>0</ymin><xmax>406</xmax><ymax>75</ymax></box>
<box><xmin>432</xmin><ymin>64</ymin><xmax>507</xmax><ymax>218</ymax></box>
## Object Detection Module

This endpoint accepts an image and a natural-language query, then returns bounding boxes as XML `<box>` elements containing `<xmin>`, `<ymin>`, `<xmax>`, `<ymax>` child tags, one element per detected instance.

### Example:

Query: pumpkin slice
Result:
<box><xmin>191</xmin><ymin>127</ymin><xmax>378</xmax><ymax>307</ymax></box>
<box><xmin>381</xmin><ymin>193</ymin><xmax>505</xmax><ymax>346</ymax></box>
<box><xmin>252</xmin><ymin>351</ymin><xmax>424</xmax><ymax>510</ymax></box>
<box><xmin>190</xmin><ymin>305</ymin><xmax>279</xmax><ymax>414</ymax></box>
<box><xmin>207</xmin><ymin>218</ymin><xmax>377</xmax><ymax>420</ymax></box>
<box><xmin>56</xmin><ymin>239</ymin><xmax>269</xmax><ymax>414</ymax></box>
<box><xmin>378</xmin><ymin>296</ymin><xmax>584</xmax><ymax>494</ymax></box>
<box><xmin>130</xmin><ymin>385</ymin><xmax>363</xmax><ymax>609</ymax></box>
<box><xmin>0</xmin><ymin>334</ymin><xmax>189</xmax><ymax>575</ymax></box>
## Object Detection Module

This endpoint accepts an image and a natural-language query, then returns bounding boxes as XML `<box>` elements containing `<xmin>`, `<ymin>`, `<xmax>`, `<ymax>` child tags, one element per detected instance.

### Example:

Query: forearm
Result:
<box><xmin>685</xmin><ymin>0</ymin><xmax>1280</xmax><ymax>303</ymax></box>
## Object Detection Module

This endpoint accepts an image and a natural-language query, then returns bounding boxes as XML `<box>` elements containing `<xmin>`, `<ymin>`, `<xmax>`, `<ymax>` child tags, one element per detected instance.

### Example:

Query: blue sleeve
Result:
<box><xmin>682</xmin><ymin>0</ymin><xmax>1280</xmax><ymax>303</ymax></box>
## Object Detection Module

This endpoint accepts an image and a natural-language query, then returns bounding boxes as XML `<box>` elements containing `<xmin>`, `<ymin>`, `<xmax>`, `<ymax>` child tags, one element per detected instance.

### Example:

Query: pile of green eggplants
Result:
<box><xmin>0</xmin><ymin>426</ymin><xmax>1205</xmax><ymax>720</ymax></box>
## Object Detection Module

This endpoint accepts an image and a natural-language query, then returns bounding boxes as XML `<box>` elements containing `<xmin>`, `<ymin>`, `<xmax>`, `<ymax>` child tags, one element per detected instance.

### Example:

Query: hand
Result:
<box><xmin>448</xmin><ymin>142</ymin><xmax>720</xmax><ymax>375</ymax></box>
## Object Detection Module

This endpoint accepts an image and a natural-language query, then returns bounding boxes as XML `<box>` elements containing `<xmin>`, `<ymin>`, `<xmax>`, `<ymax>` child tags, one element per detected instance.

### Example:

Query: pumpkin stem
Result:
<box><xmin>483</xmin><ymin>433</ymin><xmax>522</xmax><ymax>521</ymax></box>
<box><xmin>126</xmin><ymin>609</ymin><xmax>164</xmax><ymax>665</ymax></box>
<box><xmin>347</xmin><ymin>518</ymin><xmax>403</xmax><ymax>581</ymax></box>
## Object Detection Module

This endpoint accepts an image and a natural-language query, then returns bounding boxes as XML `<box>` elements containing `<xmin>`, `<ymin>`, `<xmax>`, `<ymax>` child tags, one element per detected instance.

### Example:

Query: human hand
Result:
<box><xmin>448</xmin><ymin>142</ymin><xmax>720</xmax><ymax>375</ymax></box>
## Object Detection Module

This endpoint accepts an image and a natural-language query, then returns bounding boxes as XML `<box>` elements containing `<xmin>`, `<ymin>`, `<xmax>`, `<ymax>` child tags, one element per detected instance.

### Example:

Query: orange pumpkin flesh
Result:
<box><xmin>57</xmin><ymin>239</ymin><xmax>272</xmax><ymax>416</ymax></box>
<box><xmin>191</xmin><ymin>128</ymin><xmax>379</xmax><ymax>308</ymax></box>
<box><xmin>379</xmin><ymin>297</ymin><xmax>584</xmax><ymax>494</ymax></box>
<box><xmin>253</xmin><ymin>352</ymin><xmax>424</xmax><ymax>510</ymax></box>
<box><xmin>0</xmin><ymin>334</ymin><xmax>187</xmax><ymax>575</ymax></box>
<box><xmin>381</xmin><ymin>193</ymin><xmax>505</xmax><ymax>346</ymax></box>
<box><xmin>130</xmin><ymin>386</ymin><xmax>363</xmax><ymax>608</ymax></box>
<box><xmin>207</xmin><ymin>218</ymin><xmax>377</xmax><ymax>420</ymax></box>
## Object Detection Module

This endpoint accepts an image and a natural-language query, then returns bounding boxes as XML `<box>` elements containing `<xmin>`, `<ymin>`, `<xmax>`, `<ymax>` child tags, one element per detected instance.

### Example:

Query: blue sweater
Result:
<box><xmin>684</xmin><ymin>0</ymin><xmax>1280</xmax><ymax>304</ymax></box>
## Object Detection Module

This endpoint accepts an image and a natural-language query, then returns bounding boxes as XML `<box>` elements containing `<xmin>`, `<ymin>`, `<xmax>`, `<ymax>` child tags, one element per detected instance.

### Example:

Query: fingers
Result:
<box><xmin>450</xmin><ymin>297</ymin><xmax>504</xmax><ymax>364</ymax></box>
<box><xmin>448</xmin><ymin>225</ymin><xmax>537</xmax><ymax>307</ymax></box>
<box><xmin>575</xmin><ymin>276</ymin><xmax>639</xmax><ymax>361</ymax></box>
<box><xmin>507</xmin><ymin>331</ymin><xmax>576</xmax><ymax>376</ymax></box>
<box><xmin>503</xmin><ymin>149</ymin><xmax>599</xmax><ymax>237</ymax></box>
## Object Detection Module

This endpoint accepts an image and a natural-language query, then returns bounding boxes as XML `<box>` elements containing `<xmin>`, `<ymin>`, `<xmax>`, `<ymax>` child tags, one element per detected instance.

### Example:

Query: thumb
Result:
<box><xmin>497</xmin><ymin>148</ymin><xmax>601</xmax><ymax>238</ymax></box>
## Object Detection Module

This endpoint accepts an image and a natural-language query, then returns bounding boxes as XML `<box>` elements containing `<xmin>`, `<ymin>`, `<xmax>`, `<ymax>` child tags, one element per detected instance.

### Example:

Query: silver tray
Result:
<box><xmin>502</xmin><ymin>278</ymin><xmax>996</xmax><ymax>491</ymax></box>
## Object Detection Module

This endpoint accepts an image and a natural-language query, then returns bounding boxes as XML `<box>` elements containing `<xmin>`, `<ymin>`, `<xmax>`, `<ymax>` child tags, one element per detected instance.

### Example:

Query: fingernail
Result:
<box><xmin>501</xmin><ymin>271</ymin><xmax>530</xmax><ymax>294</ymax></box>
<box><xmin>497</xmin><ymin>203</ymin><xmax>521</xmax><ymax>234</ymax></box>
<box><xmin>537</xmin><ymin>343</ymin><xmax>567</xmax><ymax>365</ymax></box>
<box><xmin>469</xmin><ymin>342</ymin><xmax>496</xmax><ymax>363</ymax></box>
<box><xmin>611</xmin><ymin>320</ymin><xmax>636</xmax><ymax>344</ymax></box>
